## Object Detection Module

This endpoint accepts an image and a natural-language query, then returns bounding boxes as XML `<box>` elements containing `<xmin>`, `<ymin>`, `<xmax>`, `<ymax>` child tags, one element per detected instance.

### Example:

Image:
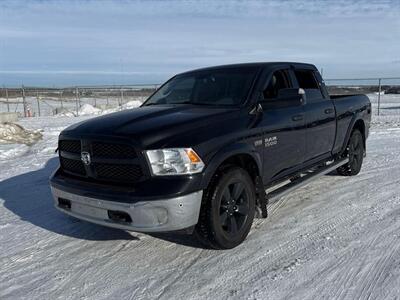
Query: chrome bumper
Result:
<box><xmin>51</xmin><ymin>186</ymin><xmax>203</xmax><ymax>232</ymax></box>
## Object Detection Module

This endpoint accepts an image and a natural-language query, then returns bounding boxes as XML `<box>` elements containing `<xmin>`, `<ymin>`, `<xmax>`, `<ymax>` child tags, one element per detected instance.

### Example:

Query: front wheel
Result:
<box><xmin>194</xmin><ymin>167</ymin><xmax>256</xmax><ymax>249</ymax></box>
<box><xmin>337</xmin><ymin>129</ymin><xmax>364</xmax><ymax>176</ymax></box>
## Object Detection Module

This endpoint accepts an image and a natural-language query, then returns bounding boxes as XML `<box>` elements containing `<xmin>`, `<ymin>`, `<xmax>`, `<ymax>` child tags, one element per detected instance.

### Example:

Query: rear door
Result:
<box><xmin>293</xmin><ymin>68</ymin><xmax>336</xmax><ymax>163</ymax></box>
<box><xmin>257</xmin><ymin>67</ymin><xmax>306</xmax><ymax>183</ymax></box>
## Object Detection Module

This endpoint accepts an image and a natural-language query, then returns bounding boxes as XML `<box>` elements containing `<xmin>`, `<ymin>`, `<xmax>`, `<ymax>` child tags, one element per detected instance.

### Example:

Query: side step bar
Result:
<box><xmin>267</xmin><ymin>158</ymin><xmax>349</xmax><ymax>204</ymax></box>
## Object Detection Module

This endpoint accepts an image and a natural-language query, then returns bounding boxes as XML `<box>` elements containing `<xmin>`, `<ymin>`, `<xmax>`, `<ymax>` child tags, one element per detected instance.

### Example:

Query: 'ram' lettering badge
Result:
<box><xmin>81</xmin><ymin>152</ymin><xmax>91</xmax><ymax>165</ymax></box>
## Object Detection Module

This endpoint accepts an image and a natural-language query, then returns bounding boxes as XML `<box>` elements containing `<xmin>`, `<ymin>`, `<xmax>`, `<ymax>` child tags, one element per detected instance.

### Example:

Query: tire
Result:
<box><xmin>337</xmin><ymin>129</ymin><xmax>364</xmax><ymax>176</ymax></box>
<box><xmin>194</xmin><ymin>167</ymin><xmax>256</xmax><ymax>249</ymax></box>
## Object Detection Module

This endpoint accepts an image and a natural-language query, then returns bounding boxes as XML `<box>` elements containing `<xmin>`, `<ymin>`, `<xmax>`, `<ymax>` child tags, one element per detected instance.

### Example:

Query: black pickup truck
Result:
<box><xmin>50</xmin><ymin>62</ymin><xmax>371</xmax><ymax>249</ymax></box>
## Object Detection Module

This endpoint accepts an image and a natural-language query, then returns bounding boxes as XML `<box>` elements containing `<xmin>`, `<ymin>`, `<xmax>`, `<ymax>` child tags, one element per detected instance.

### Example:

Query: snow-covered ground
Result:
<box><xmin>1</xmin><ymin>96</ymin><xmax>400</xmax><ymax>299</ymax></box>
<box><xmin>0</xmin><ymin>96</ymin><xmax>146</xmax><ymax>117</ymax></box>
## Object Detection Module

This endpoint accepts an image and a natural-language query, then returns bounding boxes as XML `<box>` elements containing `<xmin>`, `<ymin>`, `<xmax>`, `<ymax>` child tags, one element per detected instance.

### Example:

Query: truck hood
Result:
<box><xmin>61</xmin><ymin>104</ymin><xmax>241</xmax><ymax>148</ymax></box>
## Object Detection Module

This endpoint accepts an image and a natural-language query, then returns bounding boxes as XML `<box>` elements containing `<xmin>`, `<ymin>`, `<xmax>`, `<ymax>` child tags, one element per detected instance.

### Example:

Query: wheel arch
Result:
<box><xmin>200</xmin><ymin>142</ymin><xmax>268</xmax><ymax>218</ymax></box>
<box><xmin>201</xmin><ymin>143</ymin><xmax>263</xmax><ymax>189</ymax></box>
<box><xmin>340</xmin><ymin>117</ymin><xmax>366</xmax><ymax>155</ymax></box>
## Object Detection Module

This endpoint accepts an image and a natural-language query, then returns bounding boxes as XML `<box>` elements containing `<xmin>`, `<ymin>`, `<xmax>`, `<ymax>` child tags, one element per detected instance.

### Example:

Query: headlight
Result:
<box><xmin>145</xmin><ymin>148</ymin><xmax>205</xmax><ymax>176</ymax></box>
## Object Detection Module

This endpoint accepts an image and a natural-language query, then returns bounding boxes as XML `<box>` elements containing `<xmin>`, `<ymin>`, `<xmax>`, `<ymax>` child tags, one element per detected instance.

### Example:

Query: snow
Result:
<box><xmin>1</xmin><ymin>96</ymin><xmax>400</xmax><ymax>299</ymax></box>
<box><xmin>55</xmin><ymin>100</ymin><xmax>144</xmax><ymax>117</ymax></box>
<box><xmin>0</xmin><ymin>123</ymin><xmax>42</xmax><ymax>145</ymax></box>
<box><xmin>77</xmin><ymin>103</ymin><xmax>102</xmax><ymax>115</ymax></box>
<box><xmin>101</xmin><ymin>100</ymin><xmax>143</xmax><ymax>115</ymax></box>
<box><xmin>0</xmin><ymin>96</ymin><xmax>147</xmax><ymax>117</ymax></box>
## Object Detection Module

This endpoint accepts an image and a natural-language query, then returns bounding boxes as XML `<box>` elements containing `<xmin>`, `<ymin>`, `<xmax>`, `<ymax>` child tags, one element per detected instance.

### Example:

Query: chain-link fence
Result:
<box><xmin>0</xmin><ymin>84</ymin><xmax>158</xmax><ymax>117</ymax></box>
<box><xmin>1</xmin><ymin>78</ymin><xmax>400</xmax><ymax>118</ymax></box>
<box><xmin>325</xmin><ymin>77</ymin><xmax>400</xmax><ymax>118</ymax></box>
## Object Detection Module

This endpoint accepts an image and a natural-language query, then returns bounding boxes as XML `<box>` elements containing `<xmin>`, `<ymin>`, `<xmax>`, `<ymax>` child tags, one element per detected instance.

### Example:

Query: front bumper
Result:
<box><xmin>51</xmin><ymin>186</ymin><xmax>203</xmax><ymax>232</ymax></box>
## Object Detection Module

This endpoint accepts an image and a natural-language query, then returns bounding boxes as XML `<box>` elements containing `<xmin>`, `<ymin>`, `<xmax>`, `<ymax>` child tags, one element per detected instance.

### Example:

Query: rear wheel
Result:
<box><xmin>195</xmin><ymin>167</ymin><xmax>255</xmax><ymax>249</ymax></box>
<box><xmin>337</xmin><ymin>129</ymin><xmax>364</xmax><ymax>176</ymax></box>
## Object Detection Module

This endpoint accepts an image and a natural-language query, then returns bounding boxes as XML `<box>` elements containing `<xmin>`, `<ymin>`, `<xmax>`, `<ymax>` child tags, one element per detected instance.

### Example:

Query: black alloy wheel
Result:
<box><xmin>195</xmin><ymin>167</ymin><xmax>256</xmax><ymax>249</ymax></box>
<box><xmin>337</xmin><ymin>129</ymin><xmax>364</xmax><ymax>176</ymax></box>
<box><xmin>219</xmin><ymin>181</ymin><xmax>250</xmax><ymax>237</ymax></box>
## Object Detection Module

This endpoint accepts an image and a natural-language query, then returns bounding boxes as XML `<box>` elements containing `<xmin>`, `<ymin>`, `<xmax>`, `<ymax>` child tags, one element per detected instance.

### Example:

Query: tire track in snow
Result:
<box><xmin>238</xmin><ymin>163</ymin><xmax>400</xmax><ymax>298</ymax></box>
<box><xmin>154</xmin><ymin>250</ymin><xmax>204</xmax><ymax>299</ymax></box>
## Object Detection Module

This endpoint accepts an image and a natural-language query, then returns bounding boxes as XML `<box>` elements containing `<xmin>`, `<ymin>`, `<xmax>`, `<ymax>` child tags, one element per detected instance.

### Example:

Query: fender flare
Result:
<box><xmin>199</xmin><ymin>142</ymin><xmax>263</xmax><ymax>190</ymax></box>
<box><xmin>340</xmin><ymin>115</ymin><xmax>365</xmax><ymax>155</ymax></box>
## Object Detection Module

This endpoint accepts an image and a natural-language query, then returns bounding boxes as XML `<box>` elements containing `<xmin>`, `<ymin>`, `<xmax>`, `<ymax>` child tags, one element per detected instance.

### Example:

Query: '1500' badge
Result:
<box><xmin>81</xmin><ymin>152</ymin><xmax>91</xmax><ymax>165</ymax></box>
<box><xmin>265</xmin><ymin>136</ymin><xmax>278</xmax><ymax>147</ymax></box>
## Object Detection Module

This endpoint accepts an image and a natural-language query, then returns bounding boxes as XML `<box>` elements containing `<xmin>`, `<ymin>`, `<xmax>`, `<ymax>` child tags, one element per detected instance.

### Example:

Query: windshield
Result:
<box><xmin>143</xmin><ymin>67</ymin><xmax>259</xmax><ymax>106</ymax></box>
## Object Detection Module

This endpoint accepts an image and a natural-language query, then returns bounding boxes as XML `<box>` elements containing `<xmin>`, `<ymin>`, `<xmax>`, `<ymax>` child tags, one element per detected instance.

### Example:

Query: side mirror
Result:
<box><xmin>298</xmin><ymin>88</ymin><xmax>306</xmax><ymax>104</ymax></box>
<box><xmin>277</xmin><ymin>88</ymin><xmax>306</xmax><ymax>105</ymax></box>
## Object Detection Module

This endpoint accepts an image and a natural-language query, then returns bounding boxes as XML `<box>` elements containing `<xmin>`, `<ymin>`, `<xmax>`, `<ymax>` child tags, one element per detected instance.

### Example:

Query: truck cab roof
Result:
<box><xmin>178</xmin><ymin>62</ymin><xmax>317</xmax><ymax>76</ymax></box>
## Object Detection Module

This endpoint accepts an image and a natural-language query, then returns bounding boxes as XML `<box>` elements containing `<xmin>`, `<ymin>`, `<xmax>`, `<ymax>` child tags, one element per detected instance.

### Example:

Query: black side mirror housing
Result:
<box><xmin>277</xmin><ymin>88</ymin><xmax>306</xmax><ymax>105</ymax></box>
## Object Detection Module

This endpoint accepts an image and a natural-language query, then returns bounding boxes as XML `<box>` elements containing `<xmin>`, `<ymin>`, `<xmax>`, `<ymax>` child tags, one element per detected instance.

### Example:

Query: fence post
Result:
<box><xmin>60</xmin><ymin>90</ymin><xmax>63</xmax><ymax>109</ymax></box>
<box><xmin>75</xmin><ymin>87</ymin><xmax>79</xmax><ymax>116</ymax></box>
<box><xmin>120</xmin><ymin>87</ymin><xmax>123</xmax><ymax>107</ymax></box>
<box><xmin>79</xmin><ymin>88</ymin><xmax>81</xmax><ymax>109</ymax></box>
<box><xmin>22</xmin><ymin>85</ymin><xmax>27</xmax><ymax>117</ymax></box>
<box><xmin>377</xmin><ymin>78</ymin><xmax>381</xmax><ymax>116</ymax></box>
<box><xmin>4</xmin><ymin>86</ymin><xmax>10</xmax><ymax>112</ymax></box>
<box><xmin>36</xmin><ymin>90</ymin><xmax>41</xmax><ymax>117</ymax></box>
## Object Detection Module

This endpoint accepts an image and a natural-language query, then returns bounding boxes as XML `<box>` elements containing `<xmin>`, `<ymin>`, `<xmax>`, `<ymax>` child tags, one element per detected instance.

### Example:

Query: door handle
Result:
<box><xmin>292</xmin><ymin>114</ymin><xmax>304</xmax><ymax>121</ymax></box>
<box><xmin>324</xmin><ymin>108</ymin><xmax>334</xmax><ymax>114</ymax></box>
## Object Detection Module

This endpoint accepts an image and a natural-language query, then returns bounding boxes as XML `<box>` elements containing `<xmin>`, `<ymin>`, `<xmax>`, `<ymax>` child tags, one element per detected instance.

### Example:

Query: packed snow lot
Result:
<box><xmin>1</xmin><ymin>97</ymin><xmax>400</xmax><ymax>299</ymax></box>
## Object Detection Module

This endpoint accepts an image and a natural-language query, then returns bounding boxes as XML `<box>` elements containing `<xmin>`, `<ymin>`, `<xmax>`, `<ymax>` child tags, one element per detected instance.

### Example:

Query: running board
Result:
<box><xmin>267</xmin><ymin>158</ymin><xmax>349</xmax><ymax>204</ymax></box>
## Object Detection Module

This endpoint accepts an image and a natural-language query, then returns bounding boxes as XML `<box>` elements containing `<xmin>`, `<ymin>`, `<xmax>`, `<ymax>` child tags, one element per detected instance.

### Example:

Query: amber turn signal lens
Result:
<box><xmin>185</xmin><ymin>149</ymin><xmax>201</xmax><ymax>163</ymax></box>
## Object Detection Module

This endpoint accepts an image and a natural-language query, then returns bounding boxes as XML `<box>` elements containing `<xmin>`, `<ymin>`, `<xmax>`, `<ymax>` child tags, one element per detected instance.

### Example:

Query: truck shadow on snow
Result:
<box><xmin>0</xmin><ymin>158</ymin><xmax>137</xmax><ymax>241</ymax></box>
<box><xmin>1</xmin><ymin>157</ymin><xmax>206</xmax><ymax>247</ymax></box>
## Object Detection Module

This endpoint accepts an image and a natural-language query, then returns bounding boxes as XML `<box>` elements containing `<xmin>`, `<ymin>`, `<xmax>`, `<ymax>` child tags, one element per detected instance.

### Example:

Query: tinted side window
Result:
<box><xmin>263</xmin><ymin>70</ymin><xmax>291</xmax><ymax>100</ymax></box>
<box><xmin>294</xmin><ymin>69</ymin><xmax>323</xmax><ymax>99</ymax></box>
<box><xmin>294</xmin><ymin>70</ymin><xmax>319</xmax><ymax>89</ymax></box>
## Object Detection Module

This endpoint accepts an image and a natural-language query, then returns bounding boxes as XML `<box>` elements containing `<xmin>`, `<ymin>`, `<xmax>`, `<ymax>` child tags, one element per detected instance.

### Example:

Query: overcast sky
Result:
<box><xmin>0</xmin><ymin>0</ymin><xmax>399</xmax><ymax>86</ymax></box>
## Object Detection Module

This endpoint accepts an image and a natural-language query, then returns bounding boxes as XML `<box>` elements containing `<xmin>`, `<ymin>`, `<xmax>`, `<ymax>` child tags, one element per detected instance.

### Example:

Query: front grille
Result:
<box><xmin>92</xmin><ymin>142</ymin><xmax>137</xmax><ymax>159</ymax></box>
<box><xmin>58</xmin><ymin>139</ymin><xmax>144</xmax><ymax>184</ymax></box>
<box><xmin>94</xmin><ymin>163</ymin><xmax>143</xmax><ymax>182</ymax></box>
<box><xmin>59</xmin><ymin>140</ymin><xmax>81</xmax><ymax>154</ymax></box>
<box><xmin>60</xmin><ymin>157</ymin><xmax>86</xmax><ymax>175</ymax></box>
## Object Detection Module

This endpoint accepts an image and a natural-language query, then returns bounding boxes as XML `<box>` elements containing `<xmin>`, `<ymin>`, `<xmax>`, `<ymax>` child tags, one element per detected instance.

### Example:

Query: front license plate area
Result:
<box><xmin>71</xmin><ymin>202</ymin><xmax>109</xmax><ymax>219</ymax></box>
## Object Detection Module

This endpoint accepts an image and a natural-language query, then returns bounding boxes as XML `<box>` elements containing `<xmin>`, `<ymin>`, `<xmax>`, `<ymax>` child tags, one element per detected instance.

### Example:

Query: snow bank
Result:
<box><xmin>55</xmin><ymin>100</ymin><xmax>143</xmax><ymax>117</ymax></box>
<box><xmin>121</xmin><ymin>100</ymin><xmax>143</xmax><ymax>109</ymax></box>
<box><xmin>78</xmin><ymin>103</ymin><xmax>102</xmax><ymax>115</ymax></box>
<box><xmin>0</xmin><ymin>122</ymin><xmax>42</xmax><ymax>145</ymax></box>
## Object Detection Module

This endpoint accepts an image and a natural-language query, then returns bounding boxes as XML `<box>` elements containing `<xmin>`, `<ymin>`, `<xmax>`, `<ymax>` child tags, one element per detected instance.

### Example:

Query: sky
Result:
<box><xmin>0</xmin><ymin>0</ymin><xmax>399</xmax><ymax>87</ymax></box>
